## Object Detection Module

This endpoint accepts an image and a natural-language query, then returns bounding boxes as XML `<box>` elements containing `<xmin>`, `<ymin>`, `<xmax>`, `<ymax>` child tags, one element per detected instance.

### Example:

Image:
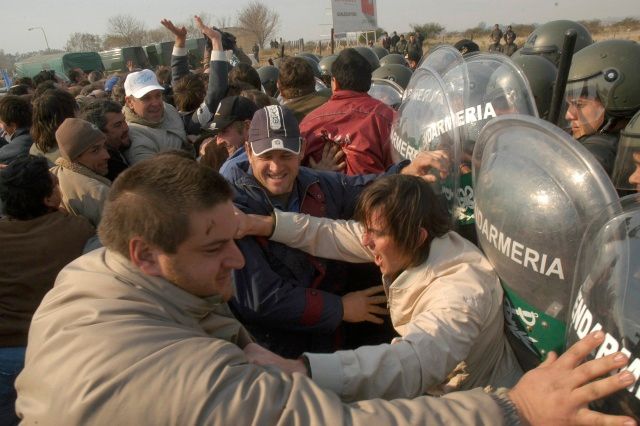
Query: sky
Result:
<box><xmin>2</xmin><ymin>0</ymin><xmax>638</xmax><ymax>54</ymax></box>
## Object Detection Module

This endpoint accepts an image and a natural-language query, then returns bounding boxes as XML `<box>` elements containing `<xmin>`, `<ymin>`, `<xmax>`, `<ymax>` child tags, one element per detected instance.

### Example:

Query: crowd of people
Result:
<box><xmin>0</xmin><ymin>14</ymin><xmax>639</xmax><ymax>426</ymax></box>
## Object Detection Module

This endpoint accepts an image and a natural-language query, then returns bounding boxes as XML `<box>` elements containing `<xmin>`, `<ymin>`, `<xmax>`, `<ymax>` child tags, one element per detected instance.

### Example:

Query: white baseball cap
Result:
<box><xmin>124</xmin><ymin>69</ymin><xmax>164</xmax><ymax>98</ymax></box>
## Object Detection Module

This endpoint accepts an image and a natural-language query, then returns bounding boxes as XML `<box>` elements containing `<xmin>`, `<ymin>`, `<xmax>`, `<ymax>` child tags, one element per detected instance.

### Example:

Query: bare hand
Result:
<box><xmin>126</xmin><ymin>59</ymin><xmax>138</xmax><ymax>72</ymax></box>
<box><xmin>509</xmin><ymin>330</ymin><xmax>638</xmax><ymax>426</ymax></box>
<box><xmin>233</xmin><ymin>206</ymin><xmax>274</xmax><ymax>239</ymax></box>
<box><xmin>309</xmin><ymin>143</ymin><xmax>346</xmax><ymax>172</ymax></box>
<box><xmin>160</xmin><ymin>19</ymin><xmax>187</xmax><ymax>46</ymax></box>
<box><xmin>194</xmin><ymin>15</ymin><xmax>222</xmax><ymax>51</ymax></box>
<box><xmin>244</xmin><ymin>343</ymin><xmax>308</xmax><ymax>375</ymax></box>
<box><xmin>342</xmin><ymin>285</ymin><xmax>388</xmax><ymax>324</ymax></box>
<box><xmin>401</xmin><ymin>150</ymin><xmax>450</xmax><ymax>182</ymax></box>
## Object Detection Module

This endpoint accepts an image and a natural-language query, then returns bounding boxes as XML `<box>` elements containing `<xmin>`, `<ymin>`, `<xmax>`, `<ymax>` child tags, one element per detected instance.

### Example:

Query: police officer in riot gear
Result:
<box><xmin>257</xmin><ymin>65</ymin><xmax>279</xmax><ymax>98</ymax></box>
<box><xmin>565</xmin><ymin>39</ymin><xmax>640</xmax><ymax>175</ymax></box>
<box><xmin>612</xmin><ymin>109</ymin><xmax>640</xmax><ymax>194</ymax></box>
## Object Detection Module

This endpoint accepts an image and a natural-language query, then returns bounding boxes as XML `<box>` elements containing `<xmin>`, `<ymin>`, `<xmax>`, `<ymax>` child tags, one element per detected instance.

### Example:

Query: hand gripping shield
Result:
<box><xmin>566</xmin><ymin>194</ymin><xmax>640</xmax><ymax>420</ymax></box>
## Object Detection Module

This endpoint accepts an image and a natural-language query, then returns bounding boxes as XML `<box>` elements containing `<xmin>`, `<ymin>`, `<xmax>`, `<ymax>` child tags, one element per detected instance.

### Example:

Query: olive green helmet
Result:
<box><xmin>567</xmin><ymin>39</ymin><xmax>640</xmax><ymax>118</ymax></box>
<box><xmin>379</xmin><ymin>53</ymin><xmax>408</xmax><ymax>67</ymax></box>
<box><xmin>257</xmin><ymin>65</ymin><xmax>279</xmax><ymax>98</ymax></box>
<box><xmin>296</xmin><ymin>52</ymin><xmax>321</xmax><ymax>63</ymax></box>
<box><xmin>353</xmin><ymin>46</ymin><xmax>380</xmax><ymax>71</ymax></box>
<box><xmin>293</xmin><ymin>54</ymin><xmax>321</xmax><ymax>78</ymax></box>
<box><xmin>371</xmin><ymin>63</ymin><xmax>413</xmax><ymax>90</ymax></box>
<box><xmin>520</xmin><ymin>20</ymin><xmax>593</xmax><ymax>66</ymax></box>
<box><xmin>318</xmin><ymin>54</ymin><xmax>338</xmax><ymax>77</ymax></box>
<box><xmin>511</xmin><ymin>54</ymin><xmax>558</xmax><ymax>120</ymax></box>
<box><xmin>371</xmin><ymin>46</ymin><xmax>389</xmax><ymax>59</ymax></box>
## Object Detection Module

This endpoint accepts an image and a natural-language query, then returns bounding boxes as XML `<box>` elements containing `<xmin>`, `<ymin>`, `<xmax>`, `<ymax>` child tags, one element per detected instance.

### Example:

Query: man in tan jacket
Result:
<box><xmin>15</xmin><ymin>154</ymin><xmax>637</xmax><ymax>426</ymax></box>
<box><xmin>50</xmin><ymin>117</ymin><xmax>111</xmax><ymax>227</ymax></box>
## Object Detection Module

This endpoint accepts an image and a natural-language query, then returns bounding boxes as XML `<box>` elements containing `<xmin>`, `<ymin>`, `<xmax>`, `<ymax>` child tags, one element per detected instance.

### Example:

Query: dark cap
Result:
<box><xmin>248</xmin><ymin>105</ymin><xmax>302</xmax><ymax>156</ymax></box>
<box><xmin>210</xmin><ymin>96</ymin><xmax>259</xmax><ymax>132</ymax></box>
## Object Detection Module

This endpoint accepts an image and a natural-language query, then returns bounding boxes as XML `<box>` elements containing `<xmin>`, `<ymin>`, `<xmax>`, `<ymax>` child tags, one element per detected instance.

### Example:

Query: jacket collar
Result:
<box><xmin>330</xmin><ymin>90</ymin><xmax>369</xmax><ymax>101</ymax></box>
<box><xmin>103</xmin><ymin>249</ymin><xmax>226</xmax><ymax>320</ymax></box>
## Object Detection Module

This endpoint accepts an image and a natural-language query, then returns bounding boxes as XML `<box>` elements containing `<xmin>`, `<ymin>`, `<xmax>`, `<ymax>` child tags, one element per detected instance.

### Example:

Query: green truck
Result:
<box><xmin>145</xmin><ymin>41</ymin><xmax>174</xmax><ymax>68</ymax></box>
<box><xmin>99</xmin><ymin>47</ymin><xmax>150</xmax><ymax>72</ymax></box>
<box><xmin>14</xmin><ymin>52</ymin><xmax>104</xmax><ymax>81</ymax></box>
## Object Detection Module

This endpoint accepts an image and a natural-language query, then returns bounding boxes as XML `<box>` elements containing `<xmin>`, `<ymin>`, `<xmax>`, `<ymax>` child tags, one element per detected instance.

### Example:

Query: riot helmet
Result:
<box><xmin>511</xmin><ymin>51</ymin><xmax>558</xmax><ymax>120</ymax></box>
<box><xmin>612</xmin><ymin>110</ymin><xmax>640</xmax><ymax>192</ymax></box>
<box><xmin>296</xmin><ymin>52</ymin><xmax>321</xmax><ymax>63</ymax></box>
<box><xmin>294</xmin><ymin>54</ymin><xmax>321</xmax><ymax>78</ymax></box>
<box><xmin>473</xmin><ymin>115</ymin><xmax>618</xmax><ymax>370</ymax></box>
<box><xmin>520</xmin><ymin>20</ymin><xmax>593</xmax><ymax>66</ymax></box>
<box><xmin>372</xmin><ymin>64</ymin><xmax>413</xmax><ymax>90</ymax></box>
<box><xmin>353</xmin><ymin>46</ymin><xmax>381</xmax><ymax>71</ymax></box>
<box><xmin>257</xmin><ymin>65</ymin><xmax>279</xmax><ymax>98</ymax></box>
<box><xmin>318</xmin><ymin>54</ymin><xmax>338</xmax><ymax>86</ymax></box>
<box><xmin>566</xmin><ymin>40</ymin><xmax>640</xmax><ymax>121</ymax></box>
<box><xmin>371</xmin><ymin>46</ymin><xmax>389</xmax><ymax>59</ymax></box>
<box><xmin>565</xmin><ymin>194</ymin><xmax>640</xmax><ymax>420</ymax></box>
<box><xmin>380</xmin><ymin>53</ymin><xmax>408</xmax><ymax>67</ymax></box>
<box><xmin>368</xmin><ymin>78</ymin><xmax>404</xmax><ymax>110</ymax></box>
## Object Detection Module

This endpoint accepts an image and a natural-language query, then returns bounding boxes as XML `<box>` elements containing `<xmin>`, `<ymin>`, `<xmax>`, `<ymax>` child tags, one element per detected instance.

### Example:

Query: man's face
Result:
<box><xmin>216</xmin><ymin>121</ymin><xmax>248</xmax><ymax>156</ymax></box>
<box><xmin>126</xmin><ymin>89</ymin><xmax>164</xmax><ymax>123</ymax></box>
<box><xmin>246</xmin><ymin>145</ymin><xmax>302</xmax><ymax>196</ymax></box>
<box><xmin>629</xmin><ymin>152</ymin><xmax>640</xmax><ymax>193</ymax></box>
<box><xmin>0</xmin><ymin>119</ymin><xmax>16</xmax><ymax>137</ymax></box>
<box><xmin>155</xmin><ymin>201</ymin><xmax>245</xmax><ymax>299</ymax></box>
<box><xmin>103</xmin><ymin>112</ymin><xmax>130</xmax><ymax>150</ymax></box>
<box><xmin>361</xmin><ymin>209</ymin><xmax>412</xmax><ymax>279</ymax></box>
<box><xmin>75</xmin><ymin>139</ymin><xmax>110</xmax><ymax>176</ymax></box>
<box><xmin>565</xmin><ymin>96</ymin><xmax>605</xmax><ymax>140</ymax></box>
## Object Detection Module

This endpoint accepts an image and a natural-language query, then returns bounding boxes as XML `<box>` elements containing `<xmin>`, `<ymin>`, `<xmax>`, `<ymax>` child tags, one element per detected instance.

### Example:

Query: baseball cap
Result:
<box><xmin>210</xmin><ymin>96</ymin><xmax>259</xmax><ymax>132</ymax></box>
<box><xmin>124</xmin><ymin>69</ymin><xmax>164</xmax><ymax>98</ymax></box>
<box><xmin>248</xmin><ymin>105</ymin><xmax>302</xmax><ymax>156</ymax></box>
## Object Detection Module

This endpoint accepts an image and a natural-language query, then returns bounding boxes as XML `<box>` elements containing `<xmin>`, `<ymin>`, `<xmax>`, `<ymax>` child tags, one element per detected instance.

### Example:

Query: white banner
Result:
<box><xmin>332</xmin><ymin>0</ymin><xmax>377</xmax><ymax>33</ymax></box>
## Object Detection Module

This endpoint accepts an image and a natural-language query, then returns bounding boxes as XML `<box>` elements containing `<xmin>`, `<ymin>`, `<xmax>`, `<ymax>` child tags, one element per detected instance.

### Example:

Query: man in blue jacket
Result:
<box><xmin>225</xmin><ymin>105</ymin><xmax>396</xmax><ymax>357</ymax></box>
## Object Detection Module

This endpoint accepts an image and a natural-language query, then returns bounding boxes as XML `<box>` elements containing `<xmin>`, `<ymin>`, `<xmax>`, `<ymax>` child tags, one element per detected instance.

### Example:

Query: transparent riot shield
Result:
<box><xmin>418</xmin><ymin>44</ymin><xmax>464</xmax><ymax>76</ymax></box>
<box><xmin>390</xmin><ymin>66</ymin><xmax>460</xmax><ymax>223</ymax></box>
<box><xmin>473</xmin><ymin>115</ymin><xmax>618</xmax><ymax>370</ymax></box>
<box><xmin>612</xmin><ymin>109</ymin><xmax>640</xmax><ymax>192</ymax></box>
<box><xmin>449</xmin><ymin>53</ymin><xmax>538</xmax><ymax>243</ymax></box>
<box><xmin>368</xmin><ymin>78</ymin><xmax>404</xmax><ymax>110</ymax></box>
<box><xmin>566</xmin><ymin>194</ymin><xmax>640</xmax><ymax>420</ymax></box>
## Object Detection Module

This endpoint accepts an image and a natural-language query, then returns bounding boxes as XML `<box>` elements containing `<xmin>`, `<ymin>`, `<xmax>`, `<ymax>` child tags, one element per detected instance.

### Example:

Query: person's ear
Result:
<box><xmin>418</xmin><ymin>227</ymin><xmax>429</xmax><ymax>246</ymax></box>
<box><xmin>124</xmin><ymin>96</ymin><xmax>135</xmax><ymax>110</ymax></box>
<box><xmin>245</xmin><ymin>141</ymin><xmax>253</xmax><ymax>159</ymax></box>
<box><xmin>331</xmin><ymin>77</ymin><xmax>339</xmax><ymax>92</ymax></box>
<box><xmin>129</xmin><ymin>237</ymin><xmax>163</xmax><ymax>277</ymax></box>
<box><xmin>42</xmin><ymin>193</ymin><xmax>59</xmax><ymax>210</ymax></box>
<box><xmin>299</xmin><ymin>138</ymin><xmax>306</xmax><ymax>159</ymax></box>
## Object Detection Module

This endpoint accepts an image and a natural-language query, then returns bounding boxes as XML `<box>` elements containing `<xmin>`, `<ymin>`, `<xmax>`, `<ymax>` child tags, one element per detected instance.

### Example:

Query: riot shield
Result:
<box><xmin>566</xmin><ymin>194</ymin><xmax>640</xmax><ymax>420</ymax></box>
<box><xmin>418</xmin><ymin>44</ymin><xmax>464</xmax><ymax>76</ymax></box>
<box><xmin>473</xmin><ymin>115</ymin><xmax>618</xmax><ymax>370</ymax></box>
<box><xmin>390</xmin><ymin>66</ymin><xmax>460</xmax><ymax>223</ymax></box>
<box><xmin>368</xmin><ymin>78</ymin><xmax>404</xmax><ymax>110</ymax></box>
<box><xmin>612</xmin><ymin>109</ymin><xmax>640</xmax><ymax>192</ymax></box>
<box><xmin>448</xmin><ymin>53</ymin><xmax>538</xmax><ymax>243</ymax></box>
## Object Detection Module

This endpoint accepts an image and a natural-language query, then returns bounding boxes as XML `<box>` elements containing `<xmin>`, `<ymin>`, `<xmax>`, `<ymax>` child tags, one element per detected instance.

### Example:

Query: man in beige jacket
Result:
<box><xmin>15</xmin><ymin>154</ymin><xmax>637</xmax><ymax>426</ymax></box>
<box><xmin>50</xmin><ymin>117</ymin><xmax>111</xmax><ymax>227</ymax></box>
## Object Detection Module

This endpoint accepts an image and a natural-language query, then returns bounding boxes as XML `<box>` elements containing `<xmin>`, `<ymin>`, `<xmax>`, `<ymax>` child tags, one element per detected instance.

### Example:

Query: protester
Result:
<box><xmin>277</xmin><ymin>56</ymin><xmax>330</xmax><ymax>123</ymax></box>
<box><xmin>122</xmin><ymin>69</ymin><xmax>192</xmax><ymax>164</ymax></box>
<box><xmin>235</xmin><ymin>174</ymin><xmax>522</xmax><ymax>399</ymax></box>
<box><xmin>0</xmin><ymin>156</ymin><xmax>94</xmax><ymax>426</ymax></box>
<box><xmin>0</xmin><ymin>96</ymin><xmax>33</xmax><ymax>165</ymax></box>
<box><xmin>301</xmin><ymin>48</ymin><xmax>395</xmax><ymax>175</ymax></box>
<box><xmin>28</xmin><ymin>88</ymin><xmax>78</xmax><ymax>165</ymax></box>
<box><xmin>81</xmin><ymin>99</ymin><xmax>131</xmax><ymax>181</ymax></box>
<box><xmin>51</xmin><ymin>118</ymin><xmax>111</xmax><ymax>227</ymax></box>
<box><xmin>13</xmin><ymin>153</ymin><xmax>638</xmax><ymax>426</ymax></box>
